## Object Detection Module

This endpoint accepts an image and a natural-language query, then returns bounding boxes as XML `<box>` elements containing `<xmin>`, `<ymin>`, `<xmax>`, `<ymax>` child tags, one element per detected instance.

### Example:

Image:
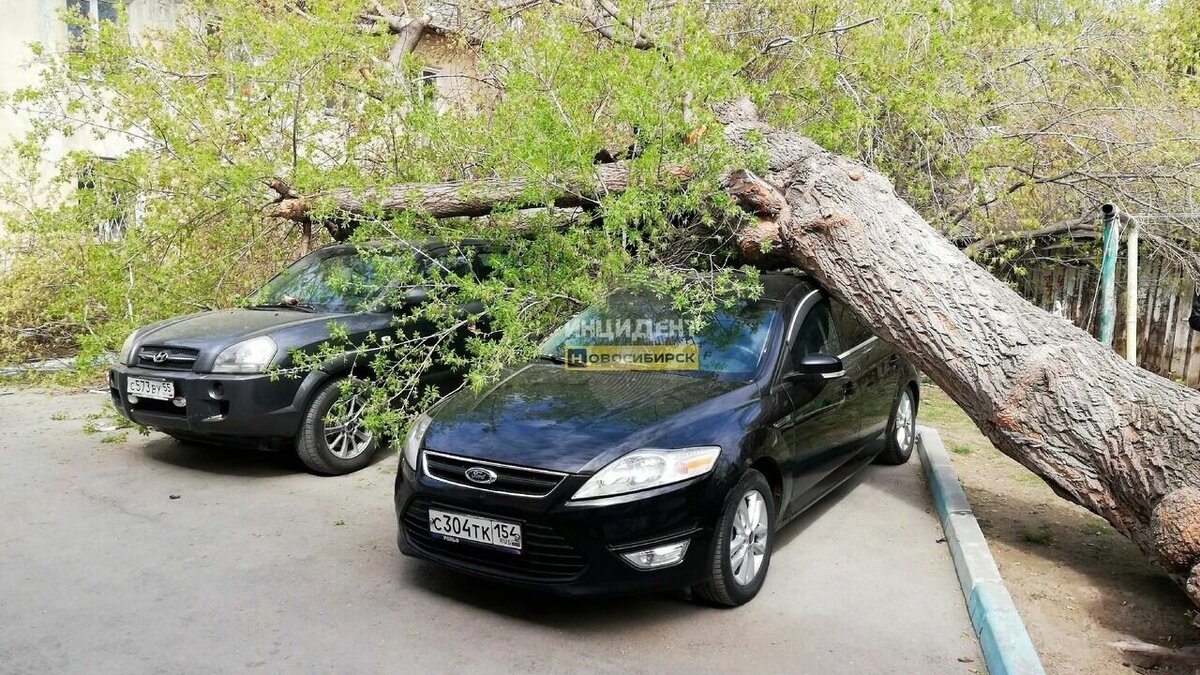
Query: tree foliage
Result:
<box><xmin>0</xmin><ymin>0</ymin><xmax>1196</xmax><ymax>399</ymax></box>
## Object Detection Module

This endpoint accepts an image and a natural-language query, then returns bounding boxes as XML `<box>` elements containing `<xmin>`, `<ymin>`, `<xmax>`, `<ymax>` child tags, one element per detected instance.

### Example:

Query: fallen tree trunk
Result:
<box><xmin>722</xmin><ymin>100</ymin><xmax>1200</xmax><ymax>606</ymax></box>
<box><xmin>270</xmin><ymin>100</ymin><xmax>1200</xmax><ymax>606</ymax></box>
<box><xmin>269</xmin><ymin>162</ymin><xmax>653</xmax><ymax>223</ymax></box>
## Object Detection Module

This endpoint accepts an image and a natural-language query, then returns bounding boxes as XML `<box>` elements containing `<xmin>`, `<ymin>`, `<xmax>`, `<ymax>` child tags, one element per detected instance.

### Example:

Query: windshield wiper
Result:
<box><xmin>248</xmin><ymin>302</ymin><xmax>318</xmax><ymax>313</ymax></box>
<box><xmin>535</xmin><ymin>353</ymin><xmax>566</xmax><ymax>364</ymax></box>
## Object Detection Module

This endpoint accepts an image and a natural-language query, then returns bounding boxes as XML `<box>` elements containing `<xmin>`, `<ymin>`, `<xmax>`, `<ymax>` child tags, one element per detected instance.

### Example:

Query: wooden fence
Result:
<box><xmin>1014</xmin><ymin>258</ymin><xmax>1200</xmax><ymax>386</ymax></box>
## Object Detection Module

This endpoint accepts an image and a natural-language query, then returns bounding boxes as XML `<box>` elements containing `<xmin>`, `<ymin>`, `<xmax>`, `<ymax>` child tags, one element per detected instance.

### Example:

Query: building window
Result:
<box><xmin>78</xmin><ymin>158</ymin><xmax>136</xmax><ymax>242</ymax></box>
<box><xmin>66</xmin><ymin>0</ymin><xmax>88</xmax><ymax>41</ymax></box>
<box><xmin>65</xmin><ymin>0</ymin><xmax>118</xmax><ymax>51</ymax></box>
<box><xmin>417</xmin><ymin>68</ymin><xmax>445</xmax><ymax>112</ymax></box>
<box><xmin>417</xmin><ymin>68</ymin><xmax>440</xmax><ymax>103</ymax></box>
<box><xmin>97</xmin><ymin>0</ymin><xmax>117</xmax><ymax>23</ymax></box>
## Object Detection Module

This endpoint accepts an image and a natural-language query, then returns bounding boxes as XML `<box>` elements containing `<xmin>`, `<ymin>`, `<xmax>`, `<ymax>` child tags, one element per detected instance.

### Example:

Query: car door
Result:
<box><xmin>829</xmin><ymin>298</ymin><xmax>899</xmax><ymax>456</ymax></box>
<box><xmin>774</xmin><ymin>294</ymin><xmax>863</xmax><ymax>518</ymax></box>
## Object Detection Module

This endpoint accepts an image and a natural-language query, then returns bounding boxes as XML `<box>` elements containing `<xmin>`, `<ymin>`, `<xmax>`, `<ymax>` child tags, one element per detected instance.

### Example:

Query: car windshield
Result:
<box><xmin>252</xmin><ymin>249</ymin><xmax>398</xmax><ymax>313</ymax></box>
<box><xmin>539</xmin><ymin>293</ymin><xmax>779</xmax><ymax>380</ymax></box>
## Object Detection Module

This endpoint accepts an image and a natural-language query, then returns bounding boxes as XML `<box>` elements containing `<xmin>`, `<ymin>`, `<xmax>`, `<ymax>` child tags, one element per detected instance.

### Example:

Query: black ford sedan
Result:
<box><xmin>109</xmin><ymin>240</ymin><xmax>497</xmax><ymax>475</ymax></box>
<box><xmin>395</xmin><ymin>273</ymin><xmax>919</xmax><ymax>605</ymax></box>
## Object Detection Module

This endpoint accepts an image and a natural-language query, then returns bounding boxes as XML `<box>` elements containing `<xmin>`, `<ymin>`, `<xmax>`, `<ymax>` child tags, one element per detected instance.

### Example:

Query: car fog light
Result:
<box><xmin>172</xmin><ymin>397</ymin><xmax>187</xmax><ymax>408</ymax></box>
<box><xmin>620</xmin><ymin>540</ymin><xmax>690</xmax><ymax>570</ymax></box>
<box><xmin>128</xmin><ymin>394</ymin><xmax>139</xmax><ymax>404</ymax></box>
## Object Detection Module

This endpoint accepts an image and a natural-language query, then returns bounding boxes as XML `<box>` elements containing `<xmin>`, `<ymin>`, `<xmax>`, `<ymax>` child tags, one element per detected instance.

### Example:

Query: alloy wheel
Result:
<box><xmin>729</xmin><ymin>489</ymin><xmax>770</xmax><ymax>586</ymax></box>
<box><xmin>322</xmin><ymin>394</ymin><xmax>374</xmax><ymax>460</ymax></box>
<box><xmin>895</xmin><ymin>390</ymin><xmax>915</xmax><ymax>451</ymax></box>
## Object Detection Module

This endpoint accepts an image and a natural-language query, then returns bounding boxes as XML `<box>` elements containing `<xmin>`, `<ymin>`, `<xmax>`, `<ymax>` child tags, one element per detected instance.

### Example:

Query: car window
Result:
<box><xmin>830</xmin><ymin>299</ymin><xmax>872</xmax><ymax>352</ymax></box>
<box><xmin>429</xmin><ymin>245</ymin><xmax>492</xmax><ymax>281</ymax></box>
<box><xmin>253</xmin><ymin>250</ymin><xmax>396</xmax><ymax>312</ymax></box>
<box><xmin>790</xmin><ymin>298</ymin><xmax>839</xmax><ymax>363</ymax></box>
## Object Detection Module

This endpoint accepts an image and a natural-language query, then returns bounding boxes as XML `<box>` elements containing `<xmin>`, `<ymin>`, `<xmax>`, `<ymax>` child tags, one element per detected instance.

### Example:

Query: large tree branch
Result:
<box><xmin>268</xmin><ymin>162</ymin><xmax>783</xmax><ymax>238</ymax></box>
<box><xmin>593</xmin><ymin>0</ymin><xmax>655</xmax><ymax>49</ymax></box>
<box><xmin>959</xmin><ymin>216</ymin><xmax>1096</xmax><ymax>256</ymax></box>
<box><xmin>269</xmin><ymin>162</ymin><xmax>696</xmax><ymax>224</ymax></box>
<box><xmin>564</xmin><ymin>0</ymin><xmax>659</xmax><ymax>51</ymax></box>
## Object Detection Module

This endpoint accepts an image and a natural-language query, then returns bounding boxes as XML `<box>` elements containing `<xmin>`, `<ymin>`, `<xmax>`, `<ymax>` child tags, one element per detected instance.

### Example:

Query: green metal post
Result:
<box><xmin>1098</xmin><ymin>203</ymin><xmax>1120</xmax><ymax>347</ymax></box>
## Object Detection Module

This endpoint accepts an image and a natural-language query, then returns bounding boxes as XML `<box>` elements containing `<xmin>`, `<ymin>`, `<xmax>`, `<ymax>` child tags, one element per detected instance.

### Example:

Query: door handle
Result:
<box><xmin>842</xmin><ymin>381</ymin><xmax>857</xmax><ymax>396</ymax></box>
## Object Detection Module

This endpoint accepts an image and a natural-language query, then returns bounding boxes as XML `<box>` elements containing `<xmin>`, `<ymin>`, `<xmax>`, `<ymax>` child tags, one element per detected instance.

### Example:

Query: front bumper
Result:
<box><xmin>394</xmin><ymin>457</ymin><xmax>732</xmax><ymax>597</ymax></box>
<box><xmin>108</xmin><ymin>364</ymin><xmax>307</xmax><ymax>445</ymax></box>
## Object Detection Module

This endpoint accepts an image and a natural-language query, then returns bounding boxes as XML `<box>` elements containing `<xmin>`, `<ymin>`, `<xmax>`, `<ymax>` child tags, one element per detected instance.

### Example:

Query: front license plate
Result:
<box><xmin>127</xmin><ymin>377</ymin><xmax>175</xmax><ymax>401</ymax></box>
<box><xmin>428</xmin><ymin>508</ymin><xmax>522</xmax><ymax>553</ymax></box>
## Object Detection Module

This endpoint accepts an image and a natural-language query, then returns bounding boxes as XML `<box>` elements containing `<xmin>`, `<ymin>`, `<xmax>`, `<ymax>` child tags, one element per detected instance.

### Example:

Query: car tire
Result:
<box><xmin>295</xmin><ymin>376</ymin><xmax>378</xmax><ymax>476</ymax></box>
<box><xmin>876</xmin><ymin>386</ymin><xmax>917</xmax><ymax>465</ymax></box>
<box><xmin>694</xmin><ymin>469</ymin><xmax>776</xmax><ymax>607</ymax></box>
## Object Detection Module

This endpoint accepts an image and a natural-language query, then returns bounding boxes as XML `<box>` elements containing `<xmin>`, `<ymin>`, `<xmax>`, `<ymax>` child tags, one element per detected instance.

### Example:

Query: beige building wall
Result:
<box><xmin>416</xmin><ymin>32</ymin><xmax>484</xmax><ymax>112</ymax></box>
<box><xmin>0</xmin><ymin>1</ymin><xmax>478</xmax><ymax>259</ymax></box>
<box><xmin>0</xmin><ymin>0</ymin><xmax>178</xmax><ymax>199</ymax></box>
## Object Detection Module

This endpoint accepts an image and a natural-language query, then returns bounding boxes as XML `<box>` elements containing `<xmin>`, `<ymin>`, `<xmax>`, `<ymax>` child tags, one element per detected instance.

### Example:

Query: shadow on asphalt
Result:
<box><xmin>401</xmin><ymin>560</ymin><xmax>701</xmax><ymax>626</ymax></box>
<box><xmin>397</xmin><ymin>468</ymin><xmax>885</xmax><ymax>629</ymax></box>
<box><xmin>141</xmin><ymin>436</ymin><xmax>300</xmax><ymax>477</ymax></box>
<box><xmin>772</xmin><ymin>470</ymin><xmax>868</xmax><ymax>552</ymax></box>
<box><xmin>140</xmin><ymin>432</ymin><xmax>395</xmax><ymax>477</ymax></box>
<box><xmin>772</xmin><ymin>462</ymin><xmax>935</xmax><ymax>552</ymax></box>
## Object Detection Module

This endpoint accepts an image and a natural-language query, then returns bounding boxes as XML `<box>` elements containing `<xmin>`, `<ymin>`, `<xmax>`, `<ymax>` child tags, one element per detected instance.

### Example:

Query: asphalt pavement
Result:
<box><xmin>0</xmin><ymin>388</ymin><xmax>983</xmax><ymax>674</ymax></box>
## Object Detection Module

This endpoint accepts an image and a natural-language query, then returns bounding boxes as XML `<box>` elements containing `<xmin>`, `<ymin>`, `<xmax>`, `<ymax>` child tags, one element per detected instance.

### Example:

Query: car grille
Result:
<box><xmin>423</xmin><ymin>450</ymin><xmax>566</xmax><ymax>498</ymax></box>
<box><xmin>402</xmin><ymin>497</ymin><xmax>587</xmax><ymax>582</ymax></box>
<box><xmin>136</xmin><ymin>346</ymin><xmax>200</xmax><ymax>371</ymax></box>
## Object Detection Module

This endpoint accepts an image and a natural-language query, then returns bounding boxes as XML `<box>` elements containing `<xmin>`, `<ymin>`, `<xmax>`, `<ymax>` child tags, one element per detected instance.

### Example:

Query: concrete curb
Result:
<box><xmin>917</xmin><ymin>426</ymin><xmax>1046</xmax><ymax>675</ymax></box>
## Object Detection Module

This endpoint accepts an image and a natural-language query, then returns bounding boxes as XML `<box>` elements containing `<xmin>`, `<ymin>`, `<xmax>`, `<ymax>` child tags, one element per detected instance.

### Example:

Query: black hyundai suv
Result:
<box><xmin>109</xmin><ymin>239</ymin><xmax>499</xmax><ymax>475</ymax></box>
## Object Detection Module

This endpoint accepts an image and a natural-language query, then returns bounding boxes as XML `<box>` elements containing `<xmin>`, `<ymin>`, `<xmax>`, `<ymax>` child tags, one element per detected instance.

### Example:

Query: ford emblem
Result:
<box><xmin>465</xmin><ymin>467</ymin><xmax>498</xmax><ymax>485</ymax></box>
<box><xmin>152</xmin><ymin>350</ymin><xmax>169</xmax><ymax>364</ymax></box>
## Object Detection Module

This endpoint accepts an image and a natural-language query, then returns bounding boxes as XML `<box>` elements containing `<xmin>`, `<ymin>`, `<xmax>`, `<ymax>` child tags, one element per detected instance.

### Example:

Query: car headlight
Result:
<box><xmin>572</xmin><ymin>446</ymin><xmax>721</xmax><ymax>500</ymax></box>
<box><xmin>212</xmin><ymin>336</ymin><xmax>278</xmax><ymax>373</ymax></box>
<box><xmin>119</xmin><ymin>330</ymin><xmax>139</xmax><ymax>366</ymax></box>
<box><xmin>403</xmin><ymin>412</ymin><xmax>433</xmax><ymax>470</ymax></box>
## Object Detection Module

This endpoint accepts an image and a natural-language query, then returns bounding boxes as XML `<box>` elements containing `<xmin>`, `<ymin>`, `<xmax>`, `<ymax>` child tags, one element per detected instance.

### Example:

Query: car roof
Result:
<box><xmin>758</xmin><ymin>271</ymin><xmax>816</xmax><ymax>302</ymax></box>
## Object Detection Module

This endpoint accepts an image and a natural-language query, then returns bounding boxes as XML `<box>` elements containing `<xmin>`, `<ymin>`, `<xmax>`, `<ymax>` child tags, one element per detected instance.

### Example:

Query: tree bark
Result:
<box><xmin>385</xmin><ymin>15</ymin><xmax>431</xmax><ymax>69</ymax></box>
<box><xmin>268</xmin><ymin>162</ymin><xmax>699</xmax><ymax>225</ymax></box>
<box><xmin>268</xmin><ymin>101</ymin><xmax>1200</xmax><ymax>606</ymax></box>
<box><xmin>360</xmin><ymin>3</ymin><xmax>443</xmax><ymax>73</ymax></box>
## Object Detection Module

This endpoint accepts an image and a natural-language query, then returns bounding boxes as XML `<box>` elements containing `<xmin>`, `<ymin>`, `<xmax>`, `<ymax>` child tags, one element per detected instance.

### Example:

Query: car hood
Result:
<box><xmin>423</xmin><ymin>363</ymin><xmax>751</xmax><ymax>474</ymax></box>
<box><xmin>135</xmin><ymin>308</ymin><xmax>353</xmax><ymax>353</ymax></box>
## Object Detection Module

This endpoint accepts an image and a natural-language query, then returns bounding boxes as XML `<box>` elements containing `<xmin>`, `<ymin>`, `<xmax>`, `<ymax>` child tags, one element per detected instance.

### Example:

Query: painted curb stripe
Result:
<box><xmin>917</xmin><ymin>426</ymin><xmax>1046</xmax><ymax>675</ymax></box>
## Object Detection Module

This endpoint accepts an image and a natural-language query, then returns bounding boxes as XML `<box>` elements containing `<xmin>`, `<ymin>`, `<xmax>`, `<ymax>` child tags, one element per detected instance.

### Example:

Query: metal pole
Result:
<box><xmin>1125</xmin><ymin>215</ymin><xmax>1138</xmax><ymax>363</ymax></box>
<box><xmin>1098</xmin><ymin>203</ymin><xmax>1120</xmax><ymax>347</ymax></box>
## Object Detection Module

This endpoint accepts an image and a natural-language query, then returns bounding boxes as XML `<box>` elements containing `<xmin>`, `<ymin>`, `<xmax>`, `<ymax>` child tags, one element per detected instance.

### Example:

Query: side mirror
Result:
<box><xmin>402</xmin><ymin>286</ymin><xmax>430</xmax><ymax>305</ymax></box>
<box><xmin>785</xmin><ymin>353</ymin><xmax>845</xmax><ymax>382</ymax></box>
